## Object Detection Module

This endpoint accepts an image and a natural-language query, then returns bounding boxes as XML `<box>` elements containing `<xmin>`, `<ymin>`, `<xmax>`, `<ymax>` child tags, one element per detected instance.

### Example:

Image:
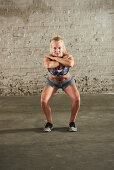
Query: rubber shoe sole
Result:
<box><xmin>43</xmin><ymin>127</ymin><xmax>53</xmax><ymax>132</ymax></box>
<box><xmin>69</xmin><ymin>126</ymin><xmax>77</xmax><ymax>132</ymax></box>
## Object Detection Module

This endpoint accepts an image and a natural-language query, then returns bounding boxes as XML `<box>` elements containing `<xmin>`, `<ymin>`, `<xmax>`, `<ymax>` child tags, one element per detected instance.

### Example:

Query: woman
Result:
<box><xmin>41</xmin><ymin>36</ymin><xmax>80</xmax><ymax>132</ymax></box>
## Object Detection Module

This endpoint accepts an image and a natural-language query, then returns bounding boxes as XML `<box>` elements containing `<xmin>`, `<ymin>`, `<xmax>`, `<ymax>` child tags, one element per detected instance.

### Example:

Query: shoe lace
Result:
<box><xmin>45</xmin><ymin>122</ymin><xmax>52</xmax><ymax>128</ymax></box>
<box><xmin>69</xmin><ymin>122</ymin><xmax>75</xmax><ymax>127</ymax></box>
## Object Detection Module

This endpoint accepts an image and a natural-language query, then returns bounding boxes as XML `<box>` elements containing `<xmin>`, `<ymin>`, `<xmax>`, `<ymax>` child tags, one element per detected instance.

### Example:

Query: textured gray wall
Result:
<box><xmin>0</xmin><ymin>0</ymin><xmax>114</xmax><ymax>96</ymax></box>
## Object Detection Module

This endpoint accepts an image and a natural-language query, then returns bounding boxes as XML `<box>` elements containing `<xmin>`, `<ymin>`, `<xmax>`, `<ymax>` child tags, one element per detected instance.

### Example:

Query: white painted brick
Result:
<box><xmin>0</xmin><ymin>0</ymin><xmax>113</xmax><ymax>96</ymax></box>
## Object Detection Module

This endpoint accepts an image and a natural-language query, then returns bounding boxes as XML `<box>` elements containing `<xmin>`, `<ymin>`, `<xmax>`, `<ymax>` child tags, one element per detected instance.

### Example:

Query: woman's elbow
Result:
<box><xmin>70</xmin><ymin>61</ymin><xmax>74</xmax><ymax>67</ymax></box>
<box><xmin>44</xmin><ymin>63</ymin><xmax>49</xmax><ymax>69</ymax></box>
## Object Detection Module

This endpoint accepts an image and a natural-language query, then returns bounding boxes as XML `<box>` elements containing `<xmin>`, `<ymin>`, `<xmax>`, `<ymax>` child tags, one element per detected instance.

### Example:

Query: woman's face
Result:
<box><xmin>51</xmin><ymin>40</ymin><xmax>64</xmax><ymax>57</ymax></box>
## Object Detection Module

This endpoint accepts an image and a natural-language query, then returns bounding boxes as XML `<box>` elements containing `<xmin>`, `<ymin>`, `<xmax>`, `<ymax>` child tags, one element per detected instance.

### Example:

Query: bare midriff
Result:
<box><xmin>48</xmin><ymin>72</ymin><xmax>71</xmax><ymax>82</ymax></box>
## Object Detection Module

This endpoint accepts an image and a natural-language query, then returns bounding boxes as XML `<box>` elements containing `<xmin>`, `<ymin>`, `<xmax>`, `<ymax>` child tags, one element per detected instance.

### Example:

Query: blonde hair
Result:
<box><xmin>50</xmin><ymin>35</ymin><xmax>67</xmax><ymax>54</ymax></box>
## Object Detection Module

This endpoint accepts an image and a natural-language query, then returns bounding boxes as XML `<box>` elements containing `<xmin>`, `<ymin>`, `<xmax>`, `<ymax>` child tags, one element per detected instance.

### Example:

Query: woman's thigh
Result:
<box><xmin>41</xmin><ymin>86</ymin><xmax>57</xmax><ymax>103</ymax></box>
<box><xmin>63</xmin><ymin>84</ymin><xmax>80</xmax><ymax>102</ymax></box>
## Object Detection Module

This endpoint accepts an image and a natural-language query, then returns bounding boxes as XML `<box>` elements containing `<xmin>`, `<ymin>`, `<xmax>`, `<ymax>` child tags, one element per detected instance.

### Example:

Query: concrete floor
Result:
<box><xmin>0</xmin><ymin>93</ymin><xmax>114</xmax><ymax>170</ymax></box>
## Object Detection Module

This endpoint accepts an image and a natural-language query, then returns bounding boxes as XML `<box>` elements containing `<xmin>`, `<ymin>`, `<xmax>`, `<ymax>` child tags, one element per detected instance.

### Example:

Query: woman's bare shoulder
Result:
<box><xmin>44</xmin><ymin>54</ymin><xmax>50</xmax><ymax>60</ymax></box>
<box><xmin>63</xmin><ymin>53</ymin><xmax>73</xmax><ymax>59</ymax></box>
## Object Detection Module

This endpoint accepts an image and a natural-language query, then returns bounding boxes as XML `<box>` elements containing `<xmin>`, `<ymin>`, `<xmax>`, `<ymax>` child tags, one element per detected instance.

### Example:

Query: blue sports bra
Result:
<box><xmin>48</xmin><ymin>55</ymin><xmax>70</xmax><ymax>76</ymax></box>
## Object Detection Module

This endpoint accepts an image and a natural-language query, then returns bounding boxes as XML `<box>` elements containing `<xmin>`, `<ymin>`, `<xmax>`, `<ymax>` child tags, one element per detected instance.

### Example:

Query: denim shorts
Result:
<box><xmin>45</xmin><ymin>76</ymin><xmax>75</xmax><ymax>90</ymax></box>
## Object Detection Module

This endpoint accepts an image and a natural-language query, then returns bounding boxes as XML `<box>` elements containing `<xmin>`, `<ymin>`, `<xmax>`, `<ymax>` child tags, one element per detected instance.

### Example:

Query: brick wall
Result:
<box><xmin>0</xmin><ymin>0</ymin><xmax>114</xmax><ymax>96</ymax></box>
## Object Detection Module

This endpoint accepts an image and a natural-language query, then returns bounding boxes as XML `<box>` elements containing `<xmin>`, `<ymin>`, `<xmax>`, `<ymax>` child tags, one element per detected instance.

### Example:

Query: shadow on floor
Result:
<box><xmin>0</xmin><ymin>127</ymin><xmax>71</xmax><ymax>134</ymax></box>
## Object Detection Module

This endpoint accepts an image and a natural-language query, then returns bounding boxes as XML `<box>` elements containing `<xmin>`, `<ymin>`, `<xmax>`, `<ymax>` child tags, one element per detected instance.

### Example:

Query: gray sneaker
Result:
<box><xmin>43</xmin><ymin>122</ymin><xmax>53</xmax><ymax>132</ymax></box>
<box><xmin>69</xmin><ymin>122</ymin><xmax>77</xmax><ymax>132</ymax></box>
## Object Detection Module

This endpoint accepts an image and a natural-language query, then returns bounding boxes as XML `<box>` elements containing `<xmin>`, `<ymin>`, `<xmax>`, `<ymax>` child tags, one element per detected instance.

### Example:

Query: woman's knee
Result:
<box><xmin>41</xmin><ymin>97</ymin><xmax>49</xmax><ymax>107</ymax></box>
<box><xmin>72</xmin><ymin>94</ymin><xmax>80</xmax><ymax>105</ymax></box>
<box><xmin>41</xmin><ymin>86</ymin><xmax>56</xmax><ymax>106</ymax></box>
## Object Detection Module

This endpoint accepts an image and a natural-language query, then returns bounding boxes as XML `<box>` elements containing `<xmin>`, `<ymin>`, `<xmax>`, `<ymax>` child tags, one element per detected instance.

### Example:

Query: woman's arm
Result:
<box><xmin>43</xmin><ymin>55</ymin><xmax>60</xmax><ymax>69</ymax></box>
<box><xmin>48</xmin><ymin>54</ymin><xmax>74</xmax><ymax>67</ymax></box>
